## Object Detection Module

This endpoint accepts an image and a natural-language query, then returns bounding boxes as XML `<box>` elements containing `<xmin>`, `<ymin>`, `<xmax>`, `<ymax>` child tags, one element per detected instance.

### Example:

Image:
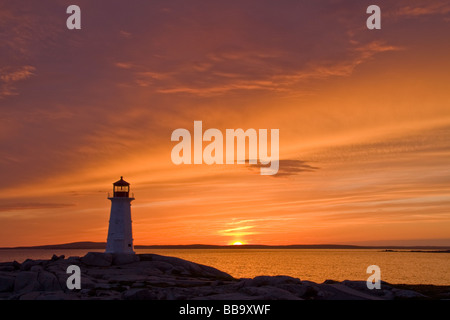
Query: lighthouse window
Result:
<box><xmin>114</xmin><ymin>186</ymin><xmax>129</xmax><ymax>192</ymax></box>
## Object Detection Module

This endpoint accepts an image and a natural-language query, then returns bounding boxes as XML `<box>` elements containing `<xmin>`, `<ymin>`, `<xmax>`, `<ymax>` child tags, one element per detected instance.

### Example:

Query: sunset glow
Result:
<box><xmin>1</xmin><ymin>1</ymin><xmax>450</xmax><ymax>248</ymax></box>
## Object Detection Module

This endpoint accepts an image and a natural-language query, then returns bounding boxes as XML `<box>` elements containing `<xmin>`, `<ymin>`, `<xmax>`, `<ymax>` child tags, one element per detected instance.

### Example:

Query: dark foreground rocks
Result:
<box><xmin>0</xmin><ymin>252</ymin><xmax>448</xmax><ymax>300</ymax></box>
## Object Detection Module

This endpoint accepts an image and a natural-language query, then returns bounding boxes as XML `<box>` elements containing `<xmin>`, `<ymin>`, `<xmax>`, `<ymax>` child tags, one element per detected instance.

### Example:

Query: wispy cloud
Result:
<box><xmin>248</xmin><ymin>160</ymin><xmax>319</xmax><ymax>177</ymax></box>
<box><xmin>397</xmin><ymin>3</ymin><xmax>450</xmax><ymax>17</ymax></box>
<box><xmin>274</xmin><ymin>41</ymin><xmax>403</xmax><ymax>84</ymax></box>
<box><xmin>0</xmin><ymin>202</ymin><xmax>74</xmax><ymax>213</ymax></box>
<box><xmin>0</xmin><ymin>65</ymin><xmax>36</xmax><ymax>98</ymax></box>
<box><xmin>112</xmin><ymin>40</ymin><xmax>401</xmax><ymax>97</ymax></box>
<box><xmin>0</xmin><ymin>65</ymin><xmax>35</xmax><ymax>83</ymax></box>
<box><xmin>114</xmin><ymin>62</ymin><xmax>134</xmax><ymax>70</ymax></box>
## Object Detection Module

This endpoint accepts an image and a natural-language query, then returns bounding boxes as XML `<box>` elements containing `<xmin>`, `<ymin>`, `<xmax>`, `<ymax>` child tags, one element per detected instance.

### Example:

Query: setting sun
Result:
<box><xmin>232</xmin><ymin>242</ymin><xmax>244</xmax><ymax>246</ymax></box>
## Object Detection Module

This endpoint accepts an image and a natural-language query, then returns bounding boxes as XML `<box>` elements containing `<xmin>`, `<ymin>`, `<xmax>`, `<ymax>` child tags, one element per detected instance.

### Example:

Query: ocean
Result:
<box><xmin>0</xmin><ymin>248</ymin><xmax>449</xmax><ymax>285</ymax></box>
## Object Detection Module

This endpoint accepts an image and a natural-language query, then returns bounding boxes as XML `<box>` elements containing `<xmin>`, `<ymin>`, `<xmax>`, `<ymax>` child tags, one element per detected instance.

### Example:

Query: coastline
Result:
<box><xmin>0</xmin><ymin>252</ymin><xmax>449</xmax><ymax>300</ymax></box>
<box><xmin>2</xmin><ymin>241</ymin><xmax>450</xmax><ymax>251</ymax></box>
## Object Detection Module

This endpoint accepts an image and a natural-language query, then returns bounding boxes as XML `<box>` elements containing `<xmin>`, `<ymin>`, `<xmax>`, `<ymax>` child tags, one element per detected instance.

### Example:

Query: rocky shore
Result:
<box><xmin>0</xmin><ymin>252</ymin><xmax>448</xmax><ymax>300</ymax></box>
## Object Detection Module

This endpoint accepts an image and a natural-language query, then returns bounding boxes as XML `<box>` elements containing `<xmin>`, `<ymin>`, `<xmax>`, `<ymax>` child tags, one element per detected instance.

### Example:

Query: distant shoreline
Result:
<box><xmin>383</xmin><ymin>249</ymin><xmax>450</xmax><ymax>253</ymax></box>
<box><xmin>1</xmin><ymin>241</ymin><xmax>450</xmax><ymax>251</ymax></box>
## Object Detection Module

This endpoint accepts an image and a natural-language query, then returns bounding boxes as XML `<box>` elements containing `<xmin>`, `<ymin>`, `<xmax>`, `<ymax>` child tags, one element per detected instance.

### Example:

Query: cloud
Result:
<box><xmin>354</xmin><ymin>41</ymin><xmax>403</xmax><ymax>61</ymax></box>
<box><xmin>248</xmin><ymin>160</ymin><xmax>319</xmax><ymax>177</ymax></box>
<box><xmin>276</xmin><ymin>41</ymin><xmax>403</xmax><ymax>84</ymax></box>
<box><xmin>217</xmin><ymin>216</ymin><xmax>299</xmax><ymax>240</ymax></box>
<box><xmin>0</xmin><ymin>65</ymin><xmax>36</xmax><ymax>98</ymax></box>
<box><xmin>0</xmin><ymin>202</ymin><xmax>74</xmax><ymax>213</ymax></box>
<box><xmin>0</xmin><ymin>2</ymin><xmax>62</xmax><ymax>59</ymax></box>
<box><xmin>113</xmin><ymin>39</ymin><xmax>401</xmax><ymax>98</ymax></box>
<box><xmin>398</xmin><ymin>3</ymin><xmax>450</xmax><ymax>17</ymax></box>
<box><xmin>218</xmin><ymin>225</ymin><xmax>256</xmax><ymax>237</ymax></box>
<box><xmin>119</xmin><ymin>30</ymin><xmax>133</xmax><ymax>39</ymax></box>
<box><xmin>0</xmin><ymin>65</ymin><xmax>35</xmax><ymax>82</ymax></box>
<box><xmin>114</xmin><ymin>62</ymin><xmax>134</xmax><ymax>69</ymax></box>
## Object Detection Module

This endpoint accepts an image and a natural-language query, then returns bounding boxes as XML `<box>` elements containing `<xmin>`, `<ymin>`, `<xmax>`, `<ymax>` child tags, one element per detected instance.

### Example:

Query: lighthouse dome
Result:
<box><xmin>113</xmin><ymin>176</ymin><xmax>130</xmax><ymax>197</ymax></box>
<box><xmin>114</xmin><ymin>176</ymin><xmax>130</xmax><ymax>186</ymax></box>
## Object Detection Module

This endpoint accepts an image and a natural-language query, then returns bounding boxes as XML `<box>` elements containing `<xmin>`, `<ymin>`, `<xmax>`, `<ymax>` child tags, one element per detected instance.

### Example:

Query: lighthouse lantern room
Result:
<box><xmin>105</xmin><ymin>176</ymin><xmax>135</xmax><ymax>254</ymax></box>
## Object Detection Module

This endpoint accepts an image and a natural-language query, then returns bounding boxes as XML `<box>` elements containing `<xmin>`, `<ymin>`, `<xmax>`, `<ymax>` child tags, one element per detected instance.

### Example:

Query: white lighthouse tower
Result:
<box><xmin>105</xmin><ymin>176</ymin><xmax>135</xmax><ymax>254</ymax></box>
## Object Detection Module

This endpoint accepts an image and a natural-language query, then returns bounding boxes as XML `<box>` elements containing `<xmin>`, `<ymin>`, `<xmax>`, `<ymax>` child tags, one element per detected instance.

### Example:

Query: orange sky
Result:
<box><xmin>1</xmin><ymin>1</ymin><xmax>450</xmax><ymax>247</ymax></box>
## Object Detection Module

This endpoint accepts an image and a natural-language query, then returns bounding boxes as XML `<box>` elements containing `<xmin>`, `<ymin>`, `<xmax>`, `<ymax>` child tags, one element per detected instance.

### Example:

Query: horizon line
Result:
<box><xmin>2</xmin><ymin>241</ymin><xmax>450</xmax><ymax>250</ymax></box>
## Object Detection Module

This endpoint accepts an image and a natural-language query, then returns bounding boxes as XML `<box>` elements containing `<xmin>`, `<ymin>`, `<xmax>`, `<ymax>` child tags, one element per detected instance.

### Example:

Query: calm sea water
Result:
<box><xmin>0</xmin><ymin>248</ymin><xmax>449</xmax><ymax>285</ymax></box>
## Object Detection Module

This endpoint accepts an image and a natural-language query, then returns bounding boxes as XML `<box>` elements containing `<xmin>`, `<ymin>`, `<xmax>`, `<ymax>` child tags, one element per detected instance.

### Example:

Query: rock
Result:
<box><xmin>50</xmin><ymin>254</ymin><xmax>65</xmax><ymax>261</ymax></box>
<box><xmin>342</xmin><ymin>280</ymin><xmax>391</xmax><ymax>292</ymax></box>
<box><xmin>123</xmin><ymin>288</ymin><xmax>157</xmax><ymax>300</ymax></box>
<box><xmin>392</xmin><ymin>288</ymin><xmax>428</xmax><ymax>299</ymax></box>
<box><xmin>0</xmin><ymin>266</ymin><xmax>14</xmax><ymax>272</ymax></box>
<box><xmin>379</xmin><ymin>290</ymin><xmax>395</xmax><ymax>300</ymax></box>
<box><xmin>198</xmin><ymin>264</ymin><xmax>235</xmax><ymax>280</ymax></box>
<box><xmin>112</xmin><ymin>253</ymin><xmax>140</xmax><ymax>266</ymax></box>
<box><xmin>125</xmin><ymin>261</ymin><xmax>164</xmax><ymax>276</ymax></box>
<box><xmin>92</xmin><ymin>289</ymin><xmax>121</xmax><ymax>299</ymax></box>
<box><xmin>80</xmin><ymin>288</ymin><xmax>92</xmax><ymax>296</ymax></box>
<box><xmin>211</xmin><ymin>280</ymin><xmax>224</xmax><ymax>287</ymax></box>
<box><xmin>240</xmin><ymin>275</ymin><xmax>301</xmax><ymax>287</ymax></box>
<box><xmin>0</xmin><ymin>261</ymin><xmax>20</xmax><ymax>271</ymax></box>
<box><xmin>320</xmin><ymin>283</ymin><xmax>384</xmax><ymax>300</ymax></box>
<box><xmin>107</xmin><ymin>274</ymin><xmax>149</xmax><ymax>283</ymax></box>
<box><xmin>19</xmin><ymin>292</ymin><xmax>41</xmax><ymax>300</ymax></box>
<box><xmin>142</xmin><ymin>261</ymin><xmax>173</xmax><ymax>273</ymax></box>
<box><xmin>239</xmin><ymin>286</ymin><xmax>269</xmax><ymax>296</ymax></box>
<box><xmin>149</xmin><ymin>254</ymin><xmax>233</xmax><ymax>279</ymax></box>
<box><xmin>80</xmin><ymin>277</ymin><xmax>97</xmax><ymax>290</ymax></box>
<box><xmin>93</xmin><ymin>283</ymin><xmax>113</xmax><ymax>290</ymax></box>
<box><xmin>192</xmin><ymin>292</ymin><xmax>258</xmax><ymax>300</ymax></box>
<box><xmin>67</xmin><ymin>256</ymin><xmax>81</xmax><ymax>264</ymax></box>
<box><xmin>240</xmin><ymin>286</ymin><xmax>302</xmax><ymax>300</ymax></box>
<box><xmin>85</xmin><ymin>268</ymin><xmax>124</xmax><ymax>280</ymax></box>
<box><xmin>277</xmin><ymin>283</ymin><xmax>309</xmax><ymax>298</ymax></box>
<box><xmin>171</xmin><ymin>266</ymin><xmax>188</xmax><ymax>275</ymax></box>
<box><xmin>153</xmin><ymin>254</ymin><xmax>234</xmax><ymax>280</ymax></box>
<box><xmin>300</xmin><ymin>284</ymin><xmax>321</xmax><ymax>299</ymax></box>
<box><xmin>36</xmin><ymin>292</ymin><xmax>80</xmax><ymax>300</ymax></box>
<box><xmin>172</xmin><ymin>279</ymin><xmax>215</xmax><ymax>287</ymax></box>
<box><xmin>0</xmin><ymin>275</ymin><xmax>15</xmax><ymax>292</ymax></box>
<box><xmin>323</xmin><ymin>279</ymin><xmax>339</xmax><ymax>284</ymax></box>
<box><xmin>12</xmin><ymin>261</ymin><xmax>21</xmax><ymax>270</ymax></box>
<box><xmin>37</xmin><ymin>271</ymin><xmax>61</xmax><ymax>291</ymax></box>
<box><xmin>14</xmin><ymin>272</ymin><xmax>39</xmax><ymax>293</ymax></box>
<box><xmin>341</xmin><ymin>280</ymin><xmax>394</xmax><ymax>299</ymax></box>
<box><xmin>20</xmin><ymin>259</ymin><xmax>46</xmax><ymax>271</ymax></box>
<box><xmin>137</xmin><ymin>254</ymin><xmax>153</xmax><ymax>261</ymax></box>
<box><xmin>131</xmin><ymin>282</ymin><xmax>145</xmax><ymax>288</ymax></box>
<box><xmin>19</xmin><ymin>260</ymin><xmax>32</xmax><ymax>271</ymax></box>
<box><xmin>30</xmin><ymin>265</ymin><xmax>43</xmax><ymax>272</ymax></box>
<box><xmin>81</xmin><ymin>252</ymin><xmax>113</xmax><ymax>267</ymax></box>
<box><xmin>263</xmin><ymin>287</ymin><xmax>303</xmax><ymax>300</ymax></box>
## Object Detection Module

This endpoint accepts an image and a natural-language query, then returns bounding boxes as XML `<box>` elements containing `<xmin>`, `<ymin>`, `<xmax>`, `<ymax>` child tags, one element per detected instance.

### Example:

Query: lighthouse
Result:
<box><xmin>105</xmin><ymin>176</ymin><xmax>135</xmax><ymax>254</ymax></box>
